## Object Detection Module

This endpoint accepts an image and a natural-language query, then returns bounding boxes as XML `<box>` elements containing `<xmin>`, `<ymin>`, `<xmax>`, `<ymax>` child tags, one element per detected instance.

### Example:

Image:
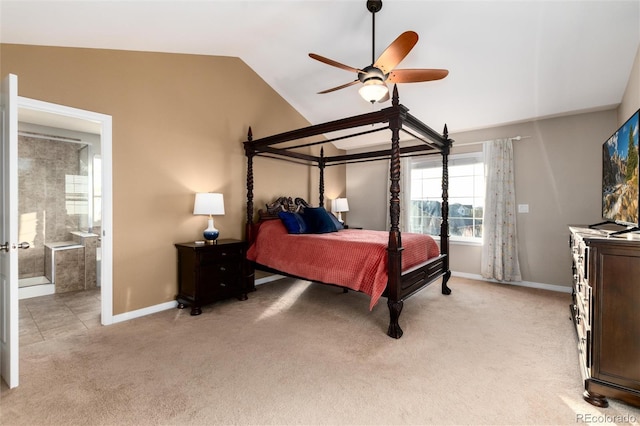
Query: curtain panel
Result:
<box><xmin>481</xmin><ymin>139</ymin><xmax>522</xmax><ymax>281</ymax></box>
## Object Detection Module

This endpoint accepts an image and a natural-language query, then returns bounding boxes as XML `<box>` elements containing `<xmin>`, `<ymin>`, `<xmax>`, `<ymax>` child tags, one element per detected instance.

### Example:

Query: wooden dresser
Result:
<box><xmin>569</xmin><ymin>226</ymin><xmax>640</xmax><ymax>408</ymax></box>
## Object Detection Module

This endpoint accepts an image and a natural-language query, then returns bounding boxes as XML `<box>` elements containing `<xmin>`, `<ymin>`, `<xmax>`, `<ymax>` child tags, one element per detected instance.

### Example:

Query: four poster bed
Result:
<box><xmin>243</xmin><ymin>86</ymin><xmax>453</xmax><ymax>339</ymax></box>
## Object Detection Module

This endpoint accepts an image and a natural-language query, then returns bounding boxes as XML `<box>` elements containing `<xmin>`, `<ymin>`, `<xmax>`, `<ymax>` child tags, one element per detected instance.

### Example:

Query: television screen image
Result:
<box><xmin>602</xmin><ymin>109</ymin><xmax>639</xmax><ymax>227</ymax></box>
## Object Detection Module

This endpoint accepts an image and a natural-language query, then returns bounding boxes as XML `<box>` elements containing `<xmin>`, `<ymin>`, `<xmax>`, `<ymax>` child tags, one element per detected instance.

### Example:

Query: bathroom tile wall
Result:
<box><xmin>18</xmin><ymin>135</ymin><xmax>86</xmax><ymax>279</ymax></box>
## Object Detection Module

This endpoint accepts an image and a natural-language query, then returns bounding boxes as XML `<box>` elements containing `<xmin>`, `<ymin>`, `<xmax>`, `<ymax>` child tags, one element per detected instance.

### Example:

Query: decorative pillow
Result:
<box><xmin>278</xmin><ymin>211</ymin><xmax>308</xmax><ymax>234</ymax></box>
<box><xmin>327</xmin><ymin>211</ymin><xmax>344</xmax><ymax>231</ymax></box>
<box><xmin>301</xmin><ymin>207</ymin><xmax>338</xmax><ymax>233</ymax></box>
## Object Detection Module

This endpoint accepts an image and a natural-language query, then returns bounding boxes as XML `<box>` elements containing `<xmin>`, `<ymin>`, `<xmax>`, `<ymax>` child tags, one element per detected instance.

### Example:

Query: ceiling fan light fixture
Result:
<box><xmin>359</xmin><ymin>79</ymin><xmax>388</xmax><ymax>103</ymax></box>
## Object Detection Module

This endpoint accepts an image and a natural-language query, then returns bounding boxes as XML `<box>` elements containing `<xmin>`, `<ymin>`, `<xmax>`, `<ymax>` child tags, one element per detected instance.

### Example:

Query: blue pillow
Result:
<box><xmin>301</xmin><ymin>207</ymin><xmax>338</xmax><ymax>233</ymax></box>
<box><xmin>278</xmin><ymin>211</ymin><xmax>308</xmax><ymax>234</ymax></box>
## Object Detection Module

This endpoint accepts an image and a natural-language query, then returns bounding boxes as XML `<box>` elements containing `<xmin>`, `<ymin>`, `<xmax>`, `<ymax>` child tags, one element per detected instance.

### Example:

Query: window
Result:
<box><xmin>93</xmin><ymin>155</ymin><xmax>102</xmax><ymax>228</ymax></box>
<box><xmin>408</xmin><ymin>152</ymin><xmax>485</xmax><ymax>243</ymax></box>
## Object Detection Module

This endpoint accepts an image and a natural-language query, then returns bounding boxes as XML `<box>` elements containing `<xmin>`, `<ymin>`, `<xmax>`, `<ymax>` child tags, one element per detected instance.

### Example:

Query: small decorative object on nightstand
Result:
<box><xmin>193</xmin><ymin>192</ymin><xmax>225</xmax><ymax>244</ymax></box>
<box><xmin>175</xmin><ymin>239</ymin><xmax>255</xmax><ymax>315</ymax></box>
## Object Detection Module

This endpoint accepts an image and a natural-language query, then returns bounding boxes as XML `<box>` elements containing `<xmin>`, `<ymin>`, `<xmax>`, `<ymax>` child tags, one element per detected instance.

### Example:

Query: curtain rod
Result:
<box><xmin>454</xmin><ymin>135</ymin><xmax>531</xmax><ymax>147</ymax></box>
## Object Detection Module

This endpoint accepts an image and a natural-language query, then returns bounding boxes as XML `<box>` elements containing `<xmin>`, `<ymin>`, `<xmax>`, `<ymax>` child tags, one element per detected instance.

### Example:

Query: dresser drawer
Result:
<box><xmin>575</xmin><ymin>309</ymin><xmax>591</xmax><ymax>368</ymax></box>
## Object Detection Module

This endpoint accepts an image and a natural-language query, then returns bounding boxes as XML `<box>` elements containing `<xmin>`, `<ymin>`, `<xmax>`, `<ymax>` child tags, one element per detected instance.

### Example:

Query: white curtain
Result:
<box><xmin>481</xmin><ymin>139</ymin><xmax>522</xmax><ymax>281</ymax></box>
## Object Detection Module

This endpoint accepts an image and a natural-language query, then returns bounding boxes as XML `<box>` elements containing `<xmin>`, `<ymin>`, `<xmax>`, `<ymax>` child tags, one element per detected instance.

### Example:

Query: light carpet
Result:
<box><xmin>1</xmin><ymin>276</ymin><xmax>639</xmax><ymax>425</ymax></box>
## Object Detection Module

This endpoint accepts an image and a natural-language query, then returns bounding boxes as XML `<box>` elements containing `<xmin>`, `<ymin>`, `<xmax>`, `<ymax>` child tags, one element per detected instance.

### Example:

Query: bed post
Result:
<box><xmin>319</xmin><ymin>147</ymin><xmax>325</xmax><ymax>208</ymax></box>
<box><xmin>387</xmin><ymin>85</ymin><xmax>404</xmax><ymax>339</ymax></box>
<box><xmin>440</xmin><ymin>124</ymin><xmax>452</xmax><ymax>295</ymax></box>
<box><xmin>245</xmin><ymin>127</ymin><xmax>255</xmax><ymax>245</ymax></box>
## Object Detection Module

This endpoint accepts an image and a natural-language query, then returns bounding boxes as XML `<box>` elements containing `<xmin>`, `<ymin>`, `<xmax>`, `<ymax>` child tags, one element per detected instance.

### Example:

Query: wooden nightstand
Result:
<box><xmin>175</xmin><ymin>239</ymin><xmax>254</xmax><ymax>315</ymax></box>
<box><xmin>343</xmin><ymin>225</ymin><xmax>363</xmax><ymax>229</ymax></box>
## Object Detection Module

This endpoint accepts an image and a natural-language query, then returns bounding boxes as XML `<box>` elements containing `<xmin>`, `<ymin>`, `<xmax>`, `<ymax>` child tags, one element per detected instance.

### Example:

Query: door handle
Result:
<box><xmin>0</xmin><ymin>242</ymin><xmax>30</xmax><ymax>252</ymax></box>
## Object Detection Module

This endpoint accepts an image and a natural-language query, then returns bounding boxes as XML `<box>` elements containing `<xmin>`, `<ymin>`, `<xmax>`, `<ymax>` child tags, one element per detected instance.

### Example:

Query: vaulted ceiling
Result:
<box><xmin>2</xmin><ymin>0</ymin><xmax>639</xmax><ymax>148</ymax></box>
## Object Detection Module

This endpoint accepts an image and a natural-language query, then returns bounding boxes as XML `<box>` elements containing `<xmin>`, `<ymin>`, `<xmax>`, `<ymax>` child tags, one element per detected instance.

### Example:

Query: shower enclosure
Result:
<box><xmin>17</xmin><ymin>123</ymin><xmax>101</xmax><ymax>298</ymax></box>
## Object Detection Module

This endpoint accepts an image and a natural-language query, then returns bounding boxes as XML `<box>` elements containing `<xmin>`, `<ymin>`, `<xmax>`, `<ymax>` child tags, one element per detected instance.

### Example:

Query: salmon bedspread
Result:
<box><xmin>246</xmin><ymin>220</ymin><xmax>440</xmax><ymax>309</ymax></box>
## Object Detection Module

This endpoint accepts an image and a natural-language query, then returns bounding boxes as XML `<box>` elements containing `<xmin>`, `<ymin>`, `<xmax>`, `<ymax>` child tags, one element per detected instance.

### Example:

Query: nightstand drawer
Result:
<box><xmin>202</xmin><ymin>262</ymin><xmax>241</xmax><ymax>286</ymax></box>
<box><xmin>199</xmin><ymin>248</ymin><xmax>243</xmax><ymax>265</ymax></box>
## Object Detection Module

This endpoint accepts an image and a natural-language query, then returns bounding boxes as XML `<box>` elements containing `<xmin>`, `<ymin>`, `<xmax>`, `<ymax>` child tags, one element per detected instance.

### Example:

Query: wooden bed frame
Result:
<box><xmin>243</xmin><ymin>86</ymin><xmax>453</xmax><ymax>338</ymax></box>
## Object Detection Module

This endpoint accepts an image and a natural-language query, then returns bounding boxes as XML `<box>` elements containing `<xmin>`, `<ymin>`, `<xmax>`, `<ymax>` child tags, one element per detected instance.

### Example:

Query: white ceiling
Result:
<box><xmin>2</xmin><ymin>0</ymin><xmax>639</xmax><ymax>148</ymax></box>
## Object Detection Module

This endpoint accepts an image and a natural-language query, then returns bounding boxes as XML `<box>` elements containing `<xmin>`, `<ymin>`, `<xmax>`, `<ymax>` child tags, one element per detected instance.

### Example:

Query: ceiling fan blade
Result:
<box><xmin>317</xmin><ymin>80</ymin><xmax>360</xmax><ymax>94</ymax></box>
<box><xmin>373</xmin><ymin>31</ymin><xmax>419</xmax><ymax>74</ymax></box>
<box><xmin>387</xmin><ymin>68</ymin><xmax>449</xmax><ymax>83</ymax></box>
<box><xmin>309</xmin><ymin>53</ymin><xmax>363</xmax><ymax>74</ymax></box>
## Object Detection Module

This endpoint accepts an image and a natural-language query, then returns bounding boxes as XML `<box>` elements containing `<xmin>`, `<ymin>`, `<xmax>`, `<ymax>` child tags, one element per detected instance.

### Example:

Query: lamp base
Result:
<box><xmin>203</xmin><ymin>218</ymin><xmax>219</xmax><ymax>244</ymax></box>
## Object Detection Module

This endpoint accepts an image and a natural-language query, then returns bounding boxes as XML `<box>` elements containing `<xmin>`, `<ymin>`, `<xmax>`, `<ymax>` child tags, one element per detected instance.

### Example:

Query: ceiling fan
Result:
<box><xmin>309</xmin><ymin>0</ymin><xmax>449</xmax><ymax>103</ymax></box>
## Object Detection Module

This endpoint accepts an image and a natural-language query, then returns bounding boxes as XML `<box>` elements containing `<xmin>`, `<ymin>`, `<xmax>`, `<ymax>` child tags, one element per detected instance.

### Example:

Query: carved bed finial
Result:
<box><xmin>392</xmin><ymin>84</ymin><xmax>399</xmax><ymax>106</ymax></box>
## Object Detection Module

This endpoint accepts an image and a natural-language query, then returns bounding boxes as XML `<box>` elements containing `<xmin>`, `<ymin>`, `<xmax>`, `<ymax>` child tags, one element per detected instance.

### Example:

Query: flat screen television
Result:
<box><xmin>600</xmin><ymin>108</ymin><xmax>639</xmax><ymax>234</ymax></box>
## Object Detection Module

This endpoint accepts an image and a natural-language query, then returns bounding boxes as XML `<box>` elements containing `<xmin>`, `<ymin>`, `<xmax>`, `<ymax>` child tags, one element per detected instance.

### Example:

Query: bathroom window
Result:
<box><xmin>93</xmin><ymin>155</ymin><xmax>102</xmax><ymax>227</ymax></box>
<box><xmin>65</xmin><ymin>175</ymin><xmax>89</xmax><ymax>215</ymax></box>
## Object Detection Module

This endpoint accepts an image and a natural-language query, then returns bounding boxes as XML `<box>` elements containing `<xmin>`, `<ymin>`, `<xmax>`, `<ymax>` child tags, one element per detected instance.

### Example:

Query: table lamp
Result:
<box><xmin>193</xmin><ymin>192</ymin><xmax>225</xmax><ymax>243</ymax></box>
<box><xmin>333</xmin><ymin>198</ymin><xmax>349</xmax><ymax>223</ymax></box>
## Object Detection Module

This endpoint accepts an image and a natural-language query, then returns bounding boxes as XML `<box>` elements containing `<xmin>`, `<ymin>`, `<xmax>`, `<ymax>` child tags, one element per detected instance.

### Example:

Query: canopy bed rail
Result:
<box><xmin>243</xmin><ymin>86</ymin><xmax>452</xmax><ymax>339</ymax></box>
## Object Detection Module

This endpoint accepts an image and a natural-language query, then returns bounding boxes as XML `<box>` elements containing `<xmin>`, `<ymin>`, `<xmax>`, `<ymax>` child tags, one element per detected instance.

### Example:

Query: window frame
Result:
<box><xmin>407</xmin><ymin>151</ymin><xmax>485</xmax><ymax>245</ymax></box>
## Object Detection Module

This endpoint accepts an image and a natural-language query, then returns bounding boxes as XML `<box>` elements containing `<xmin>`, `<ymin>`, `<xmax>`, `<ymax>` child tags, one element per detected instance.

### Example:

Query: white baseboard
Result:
<box><xmin>255</xmin><ymin>274</ymin><xmax>285</xmax><ymax>286</ymax></box>
<box><xmin>110</xmin><ymin>300</ymin><xmax>178</xmax><ymax>324</ymax></box>
<box><xmin>451</xmin><ymin>271</ymin><xmax>572</xmax><ymax>293</ymax></box>
<box><xmin>107</xmin><ymin>276</ymin><xmax>285</xmax><ymax>326</ymax></box>
<box><xmin>107</xmin><ymin>271</ymin><xmax>569</xmax><ymax>326</ymax></box>
<box><xmin>256</xmin><ymin>271</ymin><xmax>572</xmax><ymax>294</ymax></box>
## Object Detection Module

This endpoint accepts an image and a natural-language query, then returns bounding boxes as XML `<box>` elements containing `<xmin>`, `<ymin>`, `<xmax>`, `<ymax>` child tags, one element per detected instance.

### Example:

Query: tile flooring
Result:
<box><xmin>19</xmin><ymin>288</ymin><xmax>101</xmax><ymax>347</ymax></box>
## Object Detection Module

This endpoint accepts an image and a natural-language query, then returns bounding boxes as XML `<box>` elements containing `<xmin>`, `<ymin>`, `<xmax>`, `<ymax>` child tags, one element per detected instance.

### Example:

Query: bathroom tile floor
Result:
<box><xmin>19</xmin><ymin>288</ymin><xmax>101</xmax><ymax>347</ymax></box>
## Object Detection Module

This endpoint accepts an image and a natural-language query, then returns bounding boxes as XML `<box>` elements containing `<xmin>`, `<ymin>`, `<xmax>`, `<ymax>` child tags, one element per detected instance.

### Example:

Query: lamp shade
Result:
<box><xmin>193</xmin><ymin>193</ymin><xmax>225</xmax><ymax>216</ymax></box>
<box><xmin>359</xmin><ymin>80</ymin><xmax>388</xmax><ymax>103</ymax></box>
<box><xmin>333</xmin><ymin>198</ymin><xmax>349</xmax><ymax>213</ymax></box>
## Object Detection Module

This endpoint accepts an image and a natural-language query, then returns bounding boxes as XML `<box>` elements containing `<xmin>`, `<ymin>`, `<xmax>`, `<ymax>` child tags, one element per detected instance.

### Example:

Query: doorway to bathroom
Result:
<box><xmin>16</xmin><ymin>97</ymin><xmax>113</xmax><ymax>326</ymax></box>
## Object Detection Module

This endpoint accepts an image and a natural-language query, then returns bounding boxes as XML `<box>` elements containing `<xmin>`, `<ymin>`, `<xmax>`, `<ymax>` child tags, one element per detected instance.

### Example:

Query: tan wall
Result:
<box><xmin>347</xmin><ymin>109</ymin><xmax>618</xmax><ymax>287</ymax></box>
<box><xmin>618</xmin><ymin>44</ymin><xmax>640</xmax><ymax>124</ymax></box>
<box><xmin>1</xmin><ymin>44</ymin><xmax>345</xmax><ymax>314</ymax></box>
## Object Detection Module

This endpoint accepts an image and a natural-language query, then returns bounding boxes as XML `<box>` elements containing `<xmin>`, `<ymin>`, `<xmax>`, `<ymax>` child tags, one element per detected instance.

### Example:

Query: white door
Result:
<box><xmin>1</xmin><ymin>74</ymin><xmax>20</xmax><ymax>388</ymax></box>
